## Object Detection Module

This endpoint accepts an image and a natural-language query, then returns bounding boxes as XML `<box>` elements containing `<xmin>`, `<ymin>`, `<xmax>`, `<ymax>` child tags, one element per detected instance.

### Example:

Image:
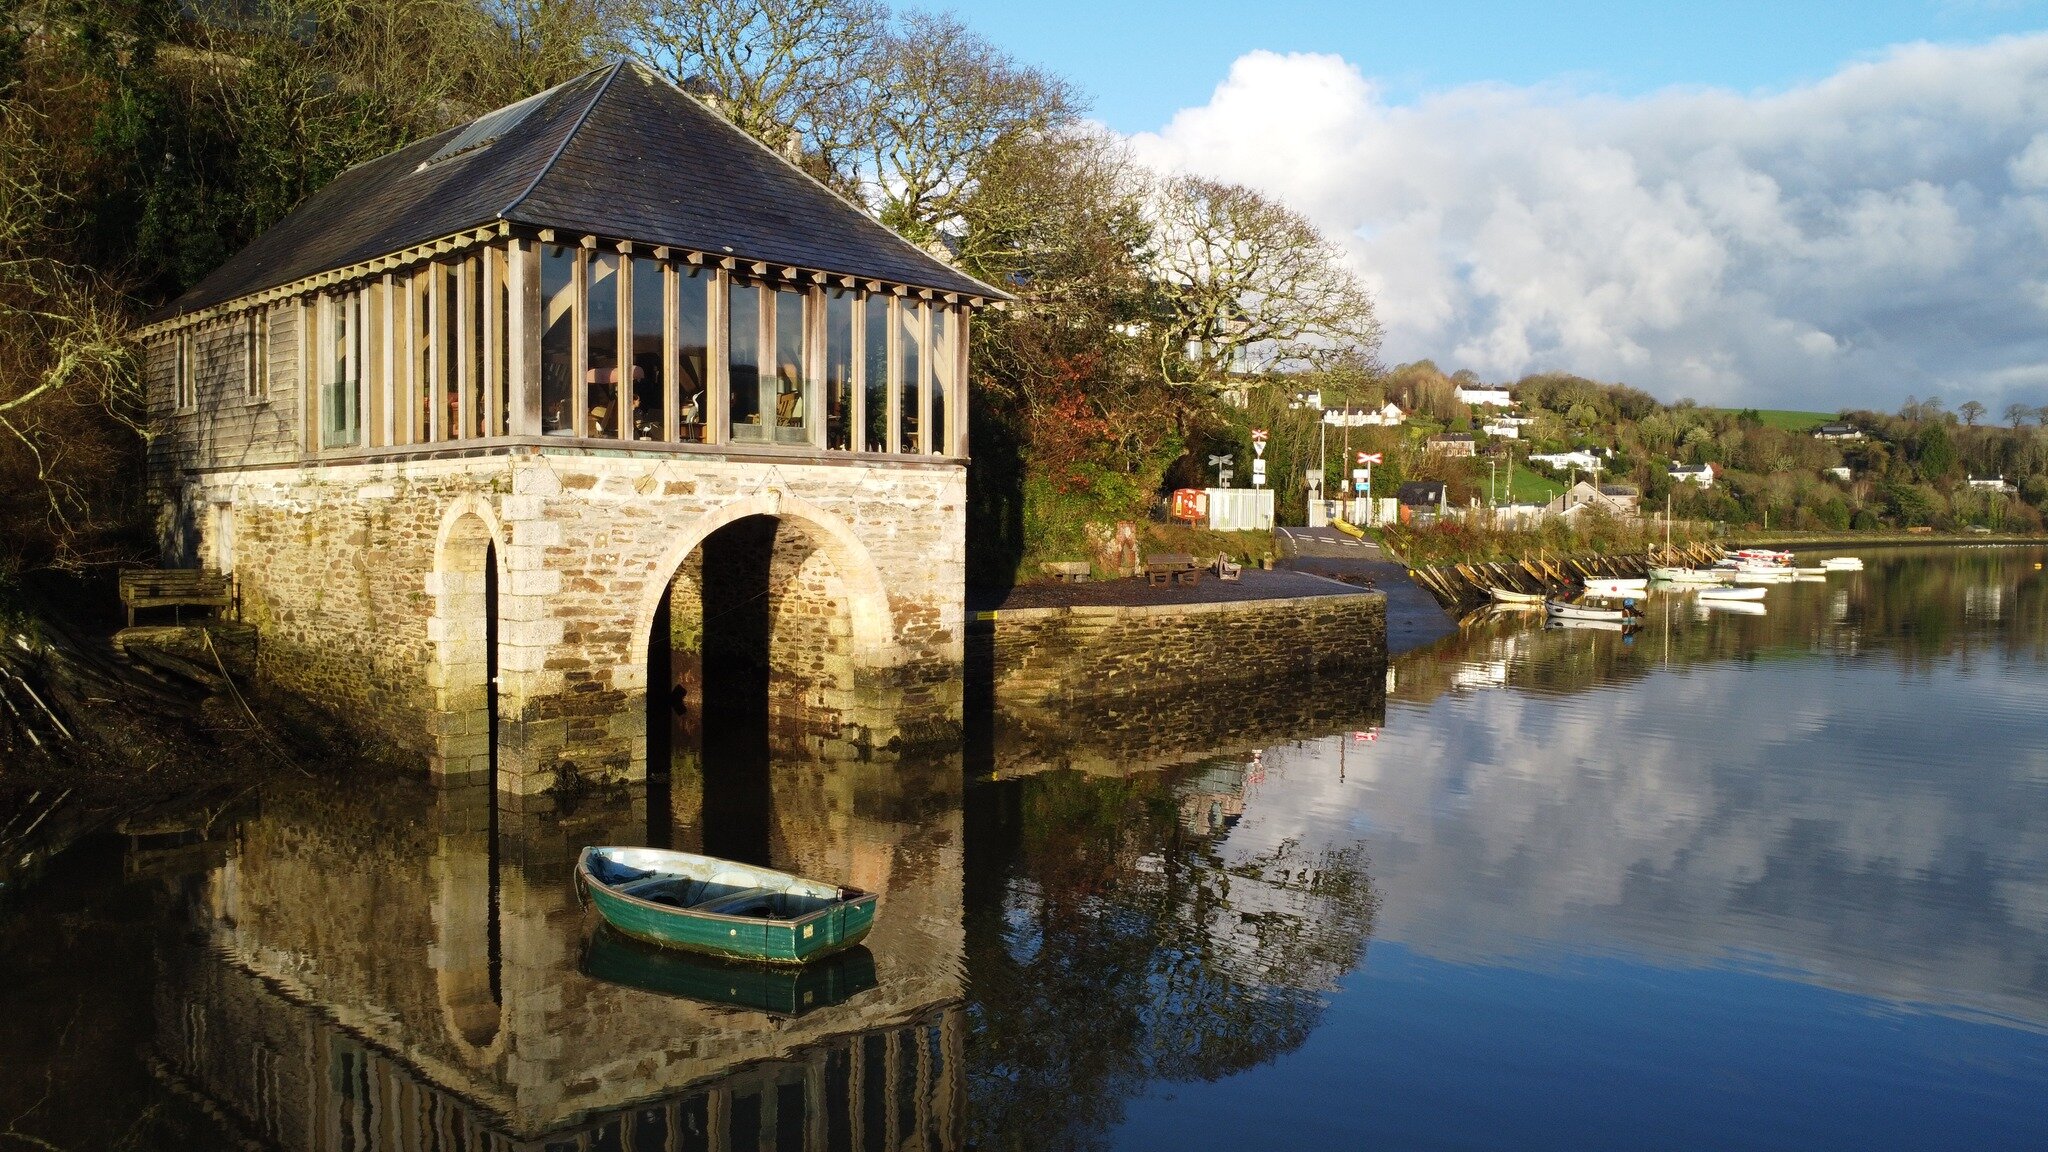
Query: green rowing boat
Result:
<box><xmin>580</xmin><ymin>925</ymin><xmax>877</xmax><ymax>1016</ymax></box>
<box><xmin>575</xmin><ymin>846</ymin><xmax>878</xmax><ymax>965</ymax></box>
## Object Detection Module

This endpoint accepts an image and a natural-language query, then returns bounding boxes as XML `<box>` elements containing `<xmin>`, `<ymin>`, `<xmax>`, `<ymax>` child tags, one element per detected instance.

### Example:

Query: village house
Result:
<box><xmin>1454</xmin><ymin>385</ymin><xmax>1515</xmax><ymax>407</ymax></box>
<box><xmin>1813</xmin><ymin>421</ymin><xmax>1864</xmax><ymax>441</ymax></box>
<box><xmin>1481</xmin><ymin>419</ymin><xmax>1520</xmax><ymax>439</ymax></box>
<box><xmin>1669</xmin><ymin>461</ymin><xmax>1717</xmax><ymax>487</ymax></box>
<box><xmin>1527</xmin><ymin>449</ymin><xmax>1603</xmax><ymax>474</ymax></box>
<box><xmin>136</xmin><ymin>61</ymin><xmax>1007</xmax><ymax>798</ymax></box>
<box><xmin>1967</xmin><ymin>475</ymin><xmax>2019</xmax><ymax>495</ymax></box>
<box><xmin>1395</xmin><ymin>480</ymin><xmax>1448</xmax><ymax>523</ymax></box>
<box><xmin>1426</xmin><ymin>432</ymin><xmax>1476</xmax><ymax>456</ymax></box>
<box><xmin>1324</xmin><ymin>401</ymin><xmax>1405</xmax><ymax>427</ymax></box>
<box><xmin>1545</xmin><ymin>480</ymin><xmax>1640</xmax><ymax>522</ymax></box>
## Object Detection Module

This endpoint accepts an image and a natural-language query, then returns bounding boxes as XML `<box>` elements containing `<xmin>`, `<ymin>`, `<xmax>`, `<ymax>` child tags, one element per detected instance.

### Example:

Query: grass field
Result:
<box><xmin>1707</xmin><ymin>408</ymin><xmax>1836</xmax><ymax>432</ymax></box>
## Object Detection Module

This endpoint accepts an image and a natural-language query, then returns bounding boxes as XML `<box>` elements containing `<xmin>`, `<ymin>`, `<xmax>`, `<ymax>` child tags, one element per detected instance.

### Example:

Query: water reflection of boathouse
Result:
<box><xmin>150</xmin><ymin>756</ymin><xmax>965</xmax><ymax>1150</ymax></box>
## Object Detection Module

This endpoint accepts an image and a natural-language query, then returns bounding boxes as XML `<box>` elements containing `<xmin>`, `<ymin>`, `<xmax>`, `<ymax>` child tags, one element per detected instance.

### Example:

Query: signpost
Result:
<box><xmin>1250</xmin><ymin>429</ymin><xmax>1268</xmax><ymax>489</ymax></box>
<box><xmin>1353</xmin><ymin>452</ymin><xmax>1381</xmax><ymax>523</ymax></box>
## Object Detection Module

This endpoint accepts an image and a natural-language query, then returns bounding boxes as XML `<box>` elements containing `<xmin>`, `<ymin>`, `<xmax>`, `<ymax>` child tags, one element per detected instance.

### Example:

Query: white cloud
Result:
<box><xmin>1129</xmin><ymin>37</ymin><xmax>2048</xmax><ymax>410</ymax></box>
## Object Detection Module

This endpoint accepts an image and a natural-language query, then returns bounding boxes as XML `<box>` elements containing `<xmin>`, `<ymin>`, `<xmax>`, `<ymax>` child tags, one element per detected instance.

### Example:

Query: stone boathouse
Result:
<box><xmin>137</xmin><ymin>60</ymin><xmax>1007</xmax><ymax>799</ymax></box>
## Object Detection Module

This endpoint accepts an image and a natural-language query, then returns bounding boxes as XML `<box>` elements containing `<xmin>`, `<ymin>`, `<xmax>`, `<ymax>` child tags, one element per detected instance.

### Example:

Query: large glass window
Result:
<box><xmin>586</xmin><ymin>252</ymin><xmax>621</xmax><ymax>438</ymax></box>
<box><xmin>824</xmin><ymin>288</ymin><xmax>853</xmax><ymax>451</ymax></box>
<box><xmin>897</xmin><ymin>300</ymin><xmax>923</xmax><ymax>454</ymax></box>
<box><xmin>931</xmin><ymin>306</ymin><xmax>955</xmax><ymax>456</ymax></box>
<box><xmin>540</xmin><ymin>245</ymin><xmax>575</xmax><ymax>435</ymax></box>
<box><xmin>490</xmin><ymin>248</ymin><xmax>509</xmax><ymax>437</ymax></box>
<box><xmin>676</xmin><ymin>266</ymin><xmax>710</xmax><ymax>442</ymax></box>
<box><xmin>414</xmin><ymin>268</ymin><xmax>437</xmax><ymax>441</ymax></box>
<box><xmin>772</xmin><ymin>287</ymin><xmax>808</xmax><ymax>445</ymax></box>
<box><xmin>630</xmin><ymin>257</ymin><xmax>665</xmax><ymax>440</ymax></box>
<box><xmin>728</xmin><ymin>281</ymin><xmax>763</xmax><ymax>439</ymax></box>
<box><xmin>440</xmin><ymin>261</ymin><xmax>464</xmax><ymax>441</ymax></box>
<box><xmin>864</xmin><ymin>296</ymin><xmax>889</xmax><ymax>452</ymax></box>
<box><xmin>322</xmin><ymin>291</ymin><xmax>362</xmax><ymax>449</ymax></box>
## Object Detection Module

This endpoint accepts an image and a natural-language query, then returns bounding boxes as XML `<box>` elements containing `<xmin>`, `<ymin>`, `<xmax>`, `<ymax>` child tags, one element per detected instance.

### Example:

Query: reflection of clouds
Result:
<box><xmin>1228</xmin><ymin>652</ymin><xmax>2048</xmax><ymax>1026</ymax></box>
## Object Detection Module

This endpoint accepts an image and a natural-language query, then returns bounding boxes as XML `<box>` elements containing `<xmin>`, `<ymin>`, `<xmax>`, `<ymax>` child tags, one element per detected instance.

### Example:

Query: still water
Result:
<box><xmin>3</xmin><ymin>546</ymin><xmax>2045</xmax><ymax>1151</ymax></box>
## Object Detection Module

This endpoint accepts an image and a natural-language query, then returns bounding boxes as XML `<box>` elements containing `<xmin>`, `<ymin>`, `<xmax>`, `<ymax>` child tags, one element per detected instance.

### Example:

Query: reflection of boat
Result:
<box><xmin>1697</xmin><ymin>586</ymin><xmax>1767</xmax><ymax>601</ymax></box>
<box><xmin>1700</xmin><ymin>598</ymin><xmax>1768</xmax><ymax>615</ymax></box>
<box><xmin>1486</xmin><ymin>586</ymin><xmax>1545</xmax><ymax>605</ymax></box>
<box><xmin>1583</xmin><ymin>577</ymin><xmax>1648</xmax><ymax>595</ymax></box>
<box><xmin>580</xmin><ymin>925</ymin><xmax>877</xmax><ymax>1016</ymax></box>
<box><xmin>1548</xmin><ymin>616</ymin><xmax>1627</xmax><ymax>631</ymax></box>
<box><xmin>1546</xmin><ymin>600</ymin><xmax>1632</xmax><ymax>622</ymax></box>
<box><xmin>577</xmin><ymin>847</ymin><xmax>878</xmax><ymax>964</ymax></box>
<box><xmin>1795</xmin><ymin>566</ymin><xmax>1828</xmax><ymax>576</ymax></box>
<box><xmin>1732</xmin><ymin>568</ymin><xmax>1797</xmax><ymax>584</ymax></box>
<box><xmin>1823</xmin><ymin>556</ymin><xmax>1864</xmax><ymax>571</ymax></box>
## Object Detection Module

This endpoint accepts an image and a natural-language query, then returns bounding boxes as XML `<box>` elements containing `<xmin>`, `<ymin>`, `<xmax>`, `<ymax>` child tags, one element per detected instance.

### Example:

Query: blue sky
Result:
<box><xmin>943</xmin><ymin>1</ymin><xmax>2048</xmax><ymax>409</ymax></box>
<box><xmin>950</xmin><ymin>0</ymin><xmax>2048</xmax><ymax>134</ymax></box>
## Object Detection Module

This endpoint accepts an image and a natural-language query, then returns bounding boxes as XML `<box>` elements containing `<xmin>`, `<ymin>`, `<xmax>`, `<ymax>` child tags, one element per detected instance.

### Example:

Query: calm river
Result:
<box><xmin>2</xmin><ymin>546</ymin><xmax>2044</xmax><ymax>1151</ymax></box>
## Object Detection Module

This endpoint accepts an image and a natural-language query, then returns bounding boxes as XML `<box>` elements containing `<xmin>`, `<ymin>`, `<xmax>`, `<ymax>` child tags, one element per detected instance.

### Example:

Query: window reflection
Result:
<box><xmin>729</xmin><ymin>282</ymin><xmax>762</xmax><ymax>440</ymax></box>
<box><xmin>586</xmin><ymin>252</ymin><xmax>621</xmax><ymax>439</ymax></box>
<box><xmin>773</xmin><ymin>287</ymin><xmax>807</xmax><ymax>445</ymax></box>
<box><xmin>631</xmin><ymin>257</ymin><xmax>664</xmax><ymax>440</ymax></box>
<box><xmin>677</xmin><ymin>266</ymin><xmax>709</xmax><ymax>442</ymax></box>
<box><xmin>825</xmin><ymin>289</ymin><xmax>853</xmax><ymax>451</ymax></box>
<box><xmin>540</xmin><ymin>245</ymin><xmax>575</xmax><ymax>435</ymax></box>
<box><xmin>897</xmin><ymin>300</ymin><xmax>922</xmax><ymax>454</ymax></box>
<box><xmin>930</xmin><ymin>307</ymin><xmax>951</xmax><ymax>456</ymax></box>
<box><xmin>865</xmin><ymin>296</ymin><xmax>889</xmax><ymax>452</ymax></box>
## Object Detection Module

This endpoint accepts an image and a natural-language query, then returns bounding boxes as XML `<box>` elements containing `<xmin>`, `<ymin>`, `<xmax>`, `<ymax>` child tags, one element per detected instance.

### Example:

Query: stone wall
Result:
<box><xmin>179</xmin><ymin>449</ymin><xmax>966</xmax><ymax>796</ymax></box>
<box><xmin>971</xmin><ymin>591</ymin><xmax>1387</xmax><ymax>713</ymax></box>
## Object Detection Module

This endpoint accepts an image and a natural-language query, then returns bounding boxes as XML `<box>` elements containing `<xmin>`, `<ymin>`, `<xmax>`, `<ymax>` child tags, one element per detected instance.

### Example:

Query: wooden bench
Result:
<box><xmin>1144</xmin><ymin>553</ymin><xmax>1202</xmax><ymax>588</ymax></box>
<box><xmin>1040</xmin><ymin>561</ymin><xmax>1092</xmax><ymax>584</ymax></box>
<box><xmin>1212</xmin><ymin>554</ymin><xmax>1243</xmax><ymax>582</ymax></box>
<box><xmin>119</xmin><ymin>568</ymin><xmax>234</xmax><ymax>628</ymax></box>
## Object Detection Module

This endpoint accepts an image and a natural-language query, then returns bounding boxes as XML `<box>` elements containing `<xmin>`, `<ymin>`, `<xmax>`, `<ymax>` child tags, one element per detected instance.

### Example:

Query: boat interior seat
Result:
<box><xmin>692</xmin><ymin>885</ymin><xmax>779</xmax><ymax>914</ymax></box>
<box><xmin>618</xmin><ymin>875</ymin><xmax>693</xmax><ymax>901</ymax></box>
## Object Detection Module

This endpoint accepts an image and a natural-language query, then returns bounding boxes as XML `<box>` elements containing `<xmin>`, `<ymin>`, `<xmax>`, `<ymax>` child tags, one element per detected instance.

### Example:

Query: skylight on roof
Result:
<box><xmin>419</xmin><ymin>89</ymin><xmax>549</xmax><ymax>169</ymax></box>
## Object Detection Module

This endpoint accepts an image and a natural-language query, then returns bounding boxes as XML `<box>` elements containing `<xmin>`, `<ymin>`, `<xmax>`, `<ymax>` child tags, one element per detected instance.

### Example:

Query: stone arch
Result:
<box><xmin>628</xmin><ymin>491</ymin><xmax>900</xmax><ymax>675</ymax></box>
<box><xmin>428</xmin><ymin>496</ymin><xmax>508</xmax><ymax>780</ymax></box>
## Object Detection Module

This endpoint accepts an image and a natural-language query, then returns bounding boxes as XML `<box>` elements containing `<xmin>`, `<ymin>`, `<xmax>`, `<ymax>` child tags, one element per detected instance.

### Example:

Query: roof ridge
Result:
<box><xmin>500</xmin><ymin>59</ymin><xmax>630</xmax><ymax>221</ymax></box>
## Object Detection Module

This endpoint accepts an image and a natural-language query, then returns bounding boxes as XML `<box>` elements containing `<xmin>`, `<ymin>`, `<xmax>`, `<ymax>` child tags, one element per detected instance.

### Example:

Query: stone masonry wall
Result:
<box><xmin>181</xmin><ymin>450</ymin><xmax>966</xmax><ymax>796</ymax></box>
<box><xmin>974</xmin><ymin>591</ymin><xmax>1387</xmax><ymax>712</ymax></box>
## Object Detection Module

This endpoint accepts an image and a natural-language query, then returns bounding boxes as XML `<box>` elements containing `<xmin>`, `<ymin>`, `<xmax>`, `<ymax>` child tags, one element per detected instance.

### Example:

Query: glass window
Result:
<box><xmin>676</xmin><ymin>266</ymin><xmax>710</xmax><ymax>442</ymax></box>
<box><xmin>930</xmin><ymin>306</ymin><xmax>952</xmax><ymax>456</ymax></box>
<box><xmin>586</xmin><ymin>252</ymin><xmax>621</xmax><ymax>438</ymax></box>
<box><xmin>464</xmin><ymin>257</ymin><xmax>484</xmax><ymax>438</ymax></box>
<box><xmin>897</xmin><ymin>300</ymin><xmax>923</xmax><ymax>453</ymax></box>
<box><xmin>323</xmin><ymin>292</ymin><xmax>361</xmax><ymax>449</ymax></box>
<box><xmin>440</xmin><ymin>262</ymin><xmax>463</xmax><ymax>441</ymax></box>
<box><xmin>728</xmin><ymin>281</ymin><xmax>763</xmax><ymax>440</ymax></box>
<box><xmin>540</xmin><ymin>245</ymin><xmax>575</xmax><ymax>435</ymax></box>
<box><xmin>630</xmin><ymin>257</ymin><xmax>664</xmax><ymax>440</ymax></box>
<box><xmin>415</xmin><ymin>267</ymin><xmax>437</xmax><ymax>441</ymax></box>
<box><xmin>864</xmin><ymin>296</ymin><xmax>889</xmax><ymax>452</ymax></box>
<box><xmin>490</xmin><ymin>248</ymin><xmax>510</xmax><ymax>437</ymax></box>
<box><xmin>824</xmin><ymin>288</ymin><xmax>853</xmax><ymax>451</ymax></box>
<box><xmin>772</xmin><ymin>287</ymin><xmax>808</xmax><ymax>445</ymax></box>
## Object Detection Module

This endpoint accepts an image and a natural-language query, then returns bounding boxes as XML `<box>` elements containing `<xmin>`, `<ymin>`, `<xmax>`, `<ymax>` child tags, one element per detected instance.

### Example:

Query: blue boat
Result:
<box><xmin>576</xmin><ymin>846</ymin><xmax>878</xmax><ymax>964</ymax></box>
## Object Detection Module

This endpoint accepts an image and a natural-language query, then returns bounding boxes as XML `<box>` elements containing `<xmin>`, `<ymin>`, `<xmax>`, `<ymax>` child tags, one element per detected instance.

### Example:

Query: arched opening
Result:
<box><xmin>646</xmin><ymin>511</ymin><xmax>871</xmax><ymax>866</ymax></box>
<box><xmin>430</xmin><ymin>507</ymin><xmax>503</xmax><ymax>783</ymax></box>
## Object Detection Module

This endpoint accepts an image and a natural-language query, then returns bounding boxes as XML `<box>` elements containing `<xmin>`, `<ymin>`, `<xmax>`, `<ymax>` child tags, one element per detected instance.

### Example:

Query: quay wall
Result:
<box><xmin>970</xmin><ymin>591</ymin><xmax>1386</xmax><ymax>712</ymax></box>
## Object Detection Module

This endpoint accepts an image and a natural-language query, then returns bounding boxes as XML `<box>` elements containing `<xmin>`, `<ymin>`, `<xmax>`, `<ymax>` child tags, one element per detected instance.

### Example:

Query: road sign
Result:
<box><xmin>1357</xmin><ymin>452</ymin><xmax>1382</xmax><ymax>465</ymax></box>
<box><xmin>1251</xmin><ymin>429</ymin><xmax>1268</xmax><ymax>459</ymax></box>
<box><xmin>1251</xmin><ymin>457</ymin><xmax>1267</xmax><ymax>487</ymax></box>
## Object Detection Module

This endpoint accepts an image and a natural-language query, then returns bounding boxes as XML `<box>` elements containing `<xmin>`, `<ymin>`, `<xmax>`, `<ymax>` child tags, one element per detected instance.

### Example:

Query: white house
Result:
<box><xmin>1813</xmin><ymin>422</ymin><xmax>1864</xmax><ymax>441</ymax></box>
<box><xmin>1482</xmin><ymin>420</ymin><xmax>1520</xmax><ymax>439</ymax></box>
<box><xmin>1967</xmin><ymin>475</ymin><xmax>2018</xmax><ymax>495</ymax></box>
<box><xmin>1826</xmin><ymin>466</ymin><xmax>1852</xmax><ymax>482</ymax></box>
<box><xmin>1324</xmin><ymin>402</ymin><xmax>1405</xmax><ymax>428</ymax></box>
<box><xmin>1455</xmin><ymin>386</ymin><xmax>1515</xmax><ymax>407</ymax></box>
<box><xmin>1669</xmin><ymin>462</ymin><xmax>1716</xmax><ymax>488</ymax></box>
<box><xmin>1528</xmin><ymin>450</ymin><xmax>1602</xmax><ymax>473</ymax></box>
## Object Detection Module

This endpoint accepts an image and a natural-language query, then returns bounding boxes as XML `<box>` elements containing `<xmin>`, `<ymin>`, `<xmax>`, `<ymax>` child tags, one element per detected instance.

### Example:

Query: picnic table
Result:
<box><xmin>1144</xmin><ymin>553</ymin><xmax>1202</xmax><ymax>588</ymax></box>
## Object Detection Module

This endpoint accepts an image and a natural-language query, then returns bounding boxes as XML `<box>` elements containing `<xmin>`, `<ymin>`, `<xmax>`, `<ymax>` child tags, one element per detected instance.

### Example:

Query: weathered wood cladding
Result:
<box><xmin>144</xmin><ymin>305</ymin><xmax>301</xmax><ymax>506</ymax></box>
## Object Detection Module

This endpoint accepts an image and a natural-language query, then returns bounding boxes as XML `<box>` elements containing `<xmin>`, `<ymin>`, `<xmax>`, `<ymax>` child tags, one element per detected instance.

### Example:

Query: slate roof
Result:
<box><xmin>1395</xmin><ymin>481</ymin><xmax>1446</xmax><ymax>505</ymax></box>
<box><xmin>153</xmin><ymin>60</ymin><xmax>1003</xmax><ymax>323</ymax></box>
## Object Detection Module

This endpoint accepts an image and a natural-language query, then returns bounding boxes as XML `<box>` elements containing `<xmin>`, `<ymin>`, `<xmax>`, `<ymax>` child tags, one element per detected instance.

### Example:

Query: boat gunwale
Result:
<box><xmin>576</xmin><ymin>847</ymin><xmax>875</xmax><ymax>930</ymax></box>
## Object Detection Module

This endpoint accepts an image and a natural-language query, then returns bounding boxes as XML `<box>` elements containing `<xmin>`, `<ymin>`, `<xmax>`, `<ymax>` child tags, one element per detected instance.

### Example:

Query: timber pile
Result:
<box><xmin>1405</xmin><ymin>543</ymin><xmax>1727</xmax><ymax>611</ymax></box>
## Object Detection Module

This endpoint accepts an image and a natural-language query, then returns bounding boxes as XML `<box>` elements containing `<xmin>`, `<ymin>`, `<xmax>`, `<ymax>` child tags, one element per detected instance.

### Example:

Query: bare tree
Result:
<box><xmin>1958</xmin><ymin>399</ymin><xmax>1984</xmax><ymax>427</ymax></box>
<box><xmin>2007</xmin><ymin>402</ymin><xmax>2031</xmax><ymax>429</ymax></box>
<box><xmin>619</xmin><ymin>0</ymin><xmax>888</xmax><ymax>179</ymax></box>
<box><xmin>1147</xmin><ymin>174</ymin><xmax>1382</xmax><ymax>422</ymax></box>
<box><xmin>861</xmin><ymin>12</ymin><xmax>1078</xmax><ymax>241</ymax></box>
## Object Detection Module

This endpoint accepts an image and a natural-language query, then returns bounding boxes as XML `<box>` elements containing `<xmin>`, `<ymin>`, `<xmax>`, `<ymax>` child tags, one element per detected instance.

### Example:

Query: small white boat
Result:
<box><xmin>1583</xmin><ymin>577</ymin><xmax>1649</xmax><ymax>595</ymax></box>
<box><xmin>1697</xmin><ymin>585</ymin><xmax>1767</xmax><ymax>601</ymax></box>
<box><xmin>1823</xmin><ymin>556</ymin><xmax>1864</xmax><ymax>572</ymax></box>
<box><xmin>1486</xmin><ymin>586</ymin><xmax>1545</xmax><ymax>605</ymax></box>
<box><xmin>1546</xmin><ymin>600</ymin><xmax>1632</xmax><ymax>622</ymax></box>
<box><xmin>1649</xmin><ymin>567</ymin><xmax>1729</xmax><ymax>584</ymax></box>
